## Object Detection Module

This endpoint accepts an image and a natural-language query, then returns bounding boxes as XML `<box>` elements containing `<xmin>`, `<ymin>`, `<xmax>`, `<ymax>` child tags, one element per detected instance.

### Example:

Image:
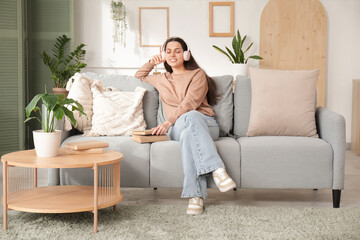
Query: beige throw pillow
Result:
<box><xmin>64</xmin><ymin>73</ymin><xmax>94</xmax><ymax>132</ymax></box>
<box><xmin>246</xmin><ymin>68</ymin><xmax>319</xmax><ymax>137</ymax></box>
<box><xmin>86</xmin><ymin>81</ymin><xmax>147</xmax><ymax>137</ymax></box>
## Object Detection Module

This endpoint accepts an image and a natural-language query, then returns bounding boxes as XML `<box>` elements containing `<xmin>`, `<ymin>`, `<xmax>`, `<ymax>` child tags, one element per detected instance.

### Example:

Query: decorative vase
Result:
<box><xmin>232</xmin><ymin>63</ymin><xmax>248</xmax><ymax>77</ymax></box>
<box><xmin>33</xmin><ymin>130</ymin><xmax>61</xmax><ymax>157</ymax></box>
<box><xmin>52</xmin><ymin>87</ymin><xmax>69</xmax><ymax>97</ymax></box>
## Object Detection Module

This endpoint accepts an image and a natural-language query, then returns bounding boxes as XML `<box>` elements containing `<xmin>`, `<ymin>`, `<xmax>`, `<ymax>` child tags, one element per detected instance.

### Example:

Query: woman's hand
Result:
<box><xmin>150</xmin><ymin>54</ymin><xmax>165</xmax><ymax>65</ymax></box>
<box><xmin>152</xmin><ymin>121</ymin><xmax>172</xmax><ymax>135</ymax></box>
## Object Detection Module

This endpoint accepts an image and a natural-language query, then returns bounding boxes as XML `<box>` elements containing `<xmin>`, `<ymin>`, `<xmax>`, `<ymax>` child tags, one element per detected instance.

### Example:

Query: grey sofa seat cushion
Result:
<box><xmin>58</xmin><ymin>134</ymin><xmax>150</xmax><ymax>187</ymax></box>
<box><xmin>156</xmin><ymin>75</ymin><xmax>234</xmax><ymax>137</ymax></box>
<box><xmin>150</xmin><ymin>137</ymin><xmax>240</xmax><ymax>188</ymax></box>
<box><xmin>233</xmin><ymin>75</ymin><xmax>251</xmax><ymax>137</ymax></box>
<box><xmin>83</xmin><ymin>72</ymin><xmax>159</xmax><ymax>129</ymax></box>
<box><xmin>237</xmin><ymin>136</ymin><xmax>333</xmax><ymax>189</ymax></box>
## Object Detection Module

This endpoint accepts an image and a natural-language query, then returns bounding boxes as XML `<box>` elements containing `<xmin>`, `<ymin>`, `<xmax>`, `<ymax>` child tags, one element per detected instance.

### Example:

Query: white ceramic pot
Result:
<box><xmin>33</xmin><ymin>130</ymin><xmax>61</xmax><ymax>157</ymax></box>
<box><xmin>232</xmin><ymin>63</ymin><xmax>248</xmax><ymax>77</ymax></box>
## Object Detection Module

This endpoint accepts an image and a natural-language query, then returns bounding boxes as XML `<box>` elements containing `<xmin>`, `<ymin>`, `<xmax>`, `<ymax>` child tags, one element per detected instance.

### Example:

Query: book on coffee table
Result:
<box><xmin>66</xmin><ymin>148</ymin><xmax>104</xmax><ymax>155</ymax></box>
<box><xmin>65</xmin><ymin>140</ymin><xmax>109</xmax><ymax>150</ymax></box>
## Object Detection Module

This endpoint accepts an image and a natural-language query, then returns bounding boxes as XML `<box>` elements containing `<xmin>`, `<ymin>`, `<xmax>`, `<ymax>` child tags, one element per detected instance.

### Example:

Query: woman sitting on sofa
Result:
<box><xmin>135</xmin><ymin>37</ymin><xmax>236</xmax><ymax>215</ymax></box>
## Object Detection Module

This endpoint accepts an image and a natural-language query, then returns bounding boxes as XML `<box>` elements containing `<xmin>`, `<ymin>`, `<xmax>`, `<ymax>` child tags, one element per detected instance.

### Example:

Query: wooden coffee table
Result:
<box><xmin>1</xmin><ymin>148</ymin><xmax>123</xmax><ymax>233</ymax></box>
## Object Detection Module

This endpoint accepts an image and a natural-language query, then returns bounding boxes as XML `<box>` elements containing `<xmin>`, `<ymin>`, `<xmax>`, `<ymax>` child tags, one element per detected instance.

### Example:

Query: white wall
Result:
<box><xmin>74</xmin><ymin>0</ymin><xmax>360</xmax><ymax>142</ymax></box>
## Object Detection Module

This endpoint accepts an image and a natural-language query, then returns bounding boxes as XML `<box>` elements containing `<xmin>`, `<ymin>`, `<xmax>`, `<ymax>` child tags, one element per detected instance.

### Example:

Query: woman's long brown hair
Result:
<box><xmin>163</xmin><ymin>37</ymin><xmax>218</xmax><ymax>106</ymax></box>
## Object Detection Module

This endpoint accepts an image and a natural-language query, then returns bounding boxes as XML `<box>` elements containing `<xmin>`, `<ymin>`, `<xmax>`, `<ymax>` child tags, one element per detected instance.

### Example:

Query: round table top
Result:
<box><xmin>1</xmin><ymin>148</ymin><xmax>123</xmax><ymax>168</ymax></box>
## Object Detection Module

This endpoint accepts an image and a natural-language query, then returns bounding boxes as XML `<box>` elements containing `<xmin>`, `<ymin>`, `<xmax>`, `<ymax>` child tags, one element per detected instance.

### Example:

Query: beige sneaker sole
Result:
<box><xmin>218</xmin><ymin>180</ymin><xmax>237</xmax><ymax>192</ymax></box>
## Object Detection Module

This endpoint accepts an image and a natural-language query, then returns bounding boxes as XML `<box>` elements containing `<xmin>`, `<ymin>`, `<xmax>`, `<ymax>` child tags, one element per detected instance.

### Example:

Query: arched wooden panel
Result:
<box><xmin>260</xmin><ymin>0</ymin><xmax>327</xmax><ymax>106</ymax></box>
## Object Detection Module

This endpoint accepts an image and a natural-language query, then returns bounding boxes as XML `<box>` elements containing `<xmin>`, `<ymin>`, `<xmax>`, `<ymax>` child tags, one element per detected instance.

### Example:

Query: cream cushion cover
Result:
<box><xmin>64</xmin><ymin>73</ymin><xmax>93</xmax><ymax>132</ymax></box>
<box><xmin>246</xmin><ymin>68</ymin><xmax>319</xmax><ymax>137</ymax></box>
<box><xmin>87</xmin><ymin>81</ymin><xmax>147</xmax><ymax>136</ymax></box>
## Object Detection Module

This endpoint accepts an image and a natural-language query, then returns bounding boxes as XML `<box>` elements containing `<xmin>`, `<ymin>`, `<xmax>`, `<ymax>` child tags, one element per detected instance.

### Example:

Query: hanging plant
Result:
<box><xmin>111</xmin><ymin>0</ymin><xmax>128</xmax><ymax>51</ymax></box>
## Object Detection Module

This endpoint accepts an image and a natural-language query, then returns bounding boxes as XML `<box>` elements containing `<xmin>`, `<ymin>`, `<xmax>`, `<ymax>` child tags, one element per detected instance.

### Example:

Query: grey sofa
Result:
<box><xmin>49</xmin><ymin>72</ymin><xmax>346</xmax><ymax>208</ymax></box>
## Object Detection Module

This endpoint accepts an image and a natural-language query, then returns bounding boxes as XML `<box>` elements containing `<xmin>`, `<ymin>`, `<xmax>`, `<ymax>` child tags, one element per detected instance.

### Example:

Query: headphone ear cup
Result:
<box><xmin>161</xmin><ymin>51</ymin><xmax>166</xmax><ymax>61</ymax></box>
<box><xmin>183</xmin><ymin>51</ymin><xmax>191</xmax><ymax>61</ymax></box>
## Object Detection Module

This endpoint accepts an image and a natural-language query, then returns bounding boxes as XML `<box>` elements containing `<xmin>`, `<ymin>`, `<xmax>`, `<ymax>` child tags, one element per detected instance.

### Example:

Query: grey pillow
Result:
<box><xmin>212</xmin><ymin>75</ymin><xmax>234</xmax><ymax>136</ymax></box>
<box><xmin>82</xmin><ymin>72</ymin><xmax>159</xmax><ymax>129</ymax></box>
<box><xmin>156</xmin><ymin>75</ymin><xmax>234</xmax><ymax>137</ymax></box>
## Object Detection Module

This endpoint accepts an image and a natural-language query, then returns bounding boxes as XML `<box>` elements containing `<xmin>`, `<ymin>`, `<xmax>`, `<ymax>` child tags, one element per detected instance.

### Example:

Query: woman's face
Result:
<box><xmin>165</xmin><ymin>41</ymin><xmax>185</xmax><ymax>68</ymax></box>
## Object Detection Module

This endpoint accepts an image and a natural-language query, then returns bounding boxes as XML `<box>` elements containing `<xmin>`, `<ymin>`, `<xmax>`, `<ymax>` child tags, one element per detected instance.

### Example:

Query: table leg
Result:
<box><xmin>33</xmin><ymin>168</ymin><xmax>37</xmax><ymax>188</ymax></box>
<box><xmin>94</xmin><ymin>163</ymin><xmax>98</xmax><ymax>234</ymax></box>
<box><xmin>3</xmin><ymin>161</ymin><xmax>8</xmax><ymax>230</ymax></box>
<box><xmin>113</xmin><ymin>205</ymin><xmax>117</xmax><ymax>212</ymax></box>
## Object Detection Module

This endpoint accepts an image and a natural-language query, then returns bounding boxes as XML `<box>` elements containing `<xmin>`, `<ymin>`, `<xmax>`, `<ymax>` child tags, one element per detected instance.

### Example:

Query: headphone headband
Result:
<box><xmin>162</xmin><ymin>37</ymin><xmax>190</xmax><ymax>52</ymax></box>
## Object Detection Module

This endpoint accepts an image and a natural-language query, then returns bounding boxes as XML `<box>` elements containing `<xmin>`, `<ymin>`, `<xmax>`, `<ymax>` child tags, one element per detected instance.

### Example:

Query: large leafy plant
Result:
<box><xmin>25</xmin><ymin>90</ymin><xmax>85</xmax><ymax>132</ymax></box>
<box><xmin>40</xmin><ymin>35</ymin><xmax>87</xmax><ymax>88</ymax></box>
<box><xmin>213</xmin><ymin>30</ymin><xmax>262</xmax><ymax>64</ymax></box>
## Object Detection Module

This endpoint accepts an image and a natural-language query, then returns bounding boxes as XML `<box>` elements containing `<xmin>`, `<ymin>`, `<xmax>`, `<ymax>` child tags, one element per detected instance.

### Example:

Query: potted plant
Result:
<box><xmin>25</xmin><ymin>90</ymin><xmax>85</xmax><ymax>157</ymax></box>
<box><xmin>213</xmin><ymin>30</ymin><xmax>262</xmax><ymax>76</ymax></box>
<box><xmin>111</xmin><ymin>0</ymin><xmax>128</xmax><ymax>51</ymax></box>
<box><xmin>40</xmin><ymin>35</ymin><xmax>87</xmax><ymax>96</ymax></box>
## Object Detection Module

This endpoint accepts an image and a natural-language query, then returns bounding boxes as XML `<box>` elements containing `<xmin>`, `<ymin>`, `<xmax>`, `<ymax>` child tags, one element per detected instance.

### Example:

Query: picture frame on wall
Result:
<box><xmin>209</xmin><ymin>2</ymin><xmax>234</xmax><ymax>37</ymax></box>
<box><xmin>139</xmin><ymin>7</ymin><xmax>169</xmax><ymax>47</ymax></box>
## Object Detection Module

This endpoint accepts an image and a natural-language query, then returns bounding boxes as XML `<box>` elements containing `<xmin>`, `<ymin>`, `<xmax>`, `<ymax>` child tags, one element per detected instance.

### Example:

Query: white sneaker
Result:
<box><xmin>186</xmin><ymin>197</ymin><xmax>203</xmax><ymax>215</ymax></box>
<box><xmin>212</xmin><ymin>168</ymin><xmax>237</xmax><ymax>192</ymax></box>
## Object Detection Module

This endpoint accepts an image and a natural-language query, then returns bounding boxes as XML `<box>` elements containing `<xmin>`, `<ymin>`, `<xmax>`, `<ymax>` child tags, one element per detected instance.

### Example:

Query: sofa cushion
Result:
<box><xmin>212</xmin><ymin>75</ymin><xmax>234</xmax><ymax>136</ymax></box>
<box><xmin>237</xmin><ymin>136</ymin><xmax>332</xmax><ymax>189</ymax></box>
<box><xmin>59</xmin><ymin>134</ymin><xmax>150</xmax><ymax>187</ymax></box>
<box><xmin>246</xmin><ymin>68</ymin><xmax>319</xmax><ymax>137</ymax></box>
<box><xmin>150</xmin><ymin>137</ymin><xmax>240</xmax><ymax>188</ymax></box>
<box><xmin>83</xmin><ymin>72</ymin><xmax>159</xmax><ymax>129</ymax></box>
<box><xmin>157</xmin><ymin>75</ymin><xmax>234</xmax><ymax>137</ymax></box>
<box><xmin>233</xmin><ymin>75</ymin><xmax>251</xmax><ymax>137</ymax></box>
<box><xmin>88</xmin><ymin>85</ymin><xmax>147</xmax><ymax>136</ymax></box>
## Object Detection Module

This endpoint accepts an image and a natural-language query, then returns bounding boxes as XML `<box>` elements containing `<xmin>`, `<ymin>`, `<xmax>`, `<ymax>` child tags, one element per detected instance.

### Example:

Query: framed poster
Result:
<box><xmin>209</xmin><ymin>2</ymin><xmax>234</xmax><ymax>37</ymax></box>
<box><xmin>139</xmin><ymin>7</ymin><xmax>169</xmax><ymax>47</ymax></box>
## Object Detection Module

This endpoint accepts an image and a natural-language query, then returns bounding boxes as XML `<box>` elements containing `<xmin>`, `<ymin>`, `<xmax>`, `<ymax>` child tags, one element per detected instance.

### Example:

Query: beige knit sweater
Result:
<box><xmin>135</xmin><ymin>62</ymin><xmax>215</xmax><ymax>125</ymax></box>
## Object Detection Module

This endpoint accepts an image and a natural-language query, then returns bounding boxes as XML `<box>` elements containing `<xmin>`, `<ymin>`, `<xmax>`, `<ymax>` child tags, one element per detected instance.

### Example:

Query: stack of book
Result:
<box><xmin>132</xmin><ymin>130</ymin><xmax>168</xmax><ymax>143</ymax></box>
<box><xmin>65</xmin><ymin>140</ymin><xmax>109</xmax><ymax>155</ymax></box>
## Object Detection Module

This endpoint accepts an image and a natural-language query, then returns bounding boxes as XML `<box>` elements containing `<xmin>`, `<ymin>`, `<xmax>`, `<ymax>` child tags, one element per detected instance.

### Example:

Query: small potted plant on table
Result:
<box><xmin>25</xmin><ymin>90</ymin><xmax>85</xmax><ymax>157</ymax></box>
<box><xmin>40</xmin><ymin>35</ymin><xmax>87</xmax><ymax>96</ymax></box>
<box><xmin>213</xmin><ymin>30</ymin><xmax>262</xmax><ymax>77</ymax></box>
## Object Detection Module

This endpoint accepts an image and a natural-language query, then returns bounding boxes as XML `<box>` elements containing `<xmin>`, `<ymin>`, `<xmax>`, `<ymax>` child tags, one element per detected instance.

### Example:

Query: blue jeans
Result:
<box><xmin>168</xmin><ymin>110</ymin><xmax>225</xmax><ymax>199</ymax></box>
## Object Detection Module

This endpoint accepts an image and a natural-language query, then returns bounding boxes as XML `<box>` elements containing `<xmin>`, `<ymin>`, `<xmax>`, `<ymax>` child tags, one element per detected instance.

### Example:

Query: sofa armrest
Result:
<box><xmin>315</xmin><ymin>107</ymin><xmax>346</xmax><ymax>189</ymax></box>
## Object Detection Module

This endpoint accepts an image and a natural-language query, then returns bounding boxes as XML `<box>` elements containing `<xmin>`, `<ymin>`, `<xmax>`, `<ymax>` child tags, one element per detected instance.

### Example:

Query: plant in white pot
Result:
<box><xmin>25</xmin><ymin>91</ymin><xmax>85</xmax><ymax>157</ymax></box>
<box><xmin>213</xmin><ymin>30</ymin><xmax>262</xmax><ymax>77</ymax></box>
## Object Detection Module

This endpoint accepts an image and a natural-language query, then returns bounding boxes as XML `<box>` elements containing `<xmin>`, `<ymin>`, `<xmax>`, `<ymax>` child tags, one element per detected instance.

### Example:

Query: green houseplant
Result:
<box><xmin>213</xmin><ymin>30</ymin><xmax>262</xmax><ymax>76</ymax></box>
<box><xmin>40</xmin><ymin>35</ymin><xmax>87</xmax><ymax>94</ymax></box>
<box><xmin>25</xmin><ymin>90</ymin><xmax>85</xmax><ymax>157</ymax></box>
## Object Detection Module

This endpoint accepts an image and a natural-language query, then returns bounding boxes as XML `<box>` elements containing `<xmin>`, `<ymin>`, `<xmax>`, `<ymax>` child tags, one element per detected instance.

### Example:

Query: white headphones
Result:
<box><xmin>161</xmin><ymin>37</ymin><xmax>191</xmax><ymax>61</ymax></box>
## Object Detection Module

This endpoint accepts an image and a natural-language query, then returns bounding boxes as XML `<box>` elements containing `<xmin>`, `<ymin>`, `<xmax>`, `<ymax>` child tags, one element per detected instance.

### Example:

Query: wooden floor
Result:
<box><xmin>0</xmin><ymin>150</ymin><xmax>359</xmax><ymax>213</ymax></box>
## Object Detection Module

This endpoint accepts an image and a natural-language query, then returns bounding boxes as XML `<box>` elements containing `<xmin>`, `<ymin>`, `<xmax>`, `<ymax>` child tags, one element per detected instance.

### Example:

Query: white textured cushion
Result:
<box><xmin>87</xmin><ymin>81</ymin><xmax>147</xmax><ymax>136</ymax></box>
<box><xmin>246</xmin><ymin>68</ymin><xmax>319</xmax><ymax>137</ymax></box>
<box><xmin>64</xmin><ymin>73</ymin><xmax>93</xmax><ymax>132</ymax></box>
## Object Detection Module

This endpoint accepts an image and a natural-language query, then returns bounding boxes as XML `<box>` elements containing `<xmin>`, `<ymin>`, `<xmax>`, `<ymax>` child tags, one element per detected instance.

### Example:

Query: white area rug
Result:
<box><xmin>1</xmin><ymin>205</ymin><xmax>359</xmax><ymax>240</ymax></box>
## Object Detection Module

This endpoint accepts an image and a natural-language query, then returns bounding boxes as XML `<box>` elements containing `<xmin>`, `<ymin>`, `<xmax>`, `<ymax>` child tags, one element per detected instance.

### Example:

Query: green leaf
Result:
<box><xmin>42</xmin><ymin>94</ymin><xmax>59</xmax><ymax>111</ymax></box>
<box><xmin>25</xmin><ymin>94</ymin><xmax>44</xmax><ymax>118</ymax></box>
<box><xmin>248</xmin><ymin>55</ymin><xmax>263</xmax><ymax>60</ymax></box>
<box><xmin>24</xmin><ymin>116</ymin><xmax>41</xmax><ymax>124</ymax></box>
<box><xmin>232</xmin><ymin>36</ymin><xmax>239</xmax><ymax>61</ymax></box>
<box><xmin>212</xmin><ymin>45</ymin><xmax>234</xmax><ymax>63</ymax></box>
<box><xmin>63</xmin><ymin>107</ymin><xmax>77</xmax><ymax>126</ymax></box>
<box><xmin>52</xmin><ymin>106</ymin><xmax>65</xmax><ymax>121</ymax></box>
<box><xmin>240</xmin><ymin>35</ymin><xmax>247</xmax><ymax>50</ymax></box>
<box><xmin>244</xmin><ymin>42</ymin><xmax>254</xmax><ymax>53</ymax></box>
<box><xmin>225</xmin><ymin>46</ymin><xmax>237</xmax><ymax>63</ymax></box>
